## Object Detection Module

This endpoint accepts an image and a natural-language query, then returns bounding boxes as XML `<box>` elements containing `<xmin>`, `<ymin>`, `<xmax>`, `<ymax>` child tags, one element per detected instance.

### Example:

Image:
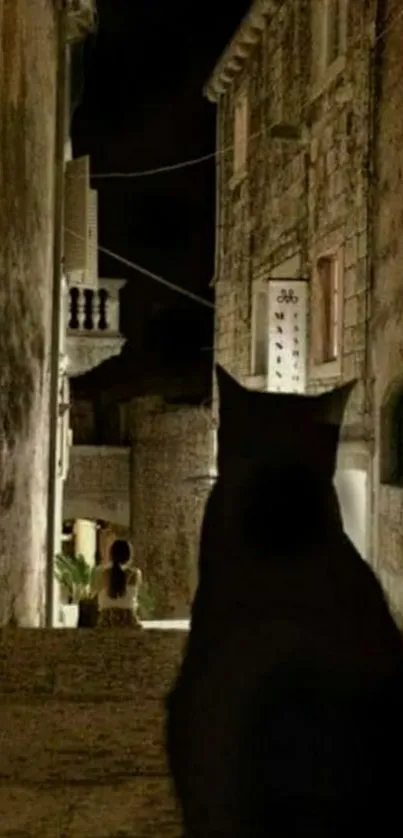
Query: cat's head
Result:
<box><xmin>215</xmin><ymin>365</ymin><xmax>355</xmax><ymax>480</ymax></box>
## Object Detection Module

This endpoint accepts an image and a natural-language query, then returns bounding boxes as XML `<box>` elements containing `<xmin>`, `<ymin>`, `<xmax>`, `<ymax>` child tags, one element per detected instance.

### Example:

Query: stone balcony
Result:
<box><xmin>66</xmin><ymin>279</ymin><xmax>126</xmax><ymax>377</ymax></box>
<box><xmin>63</xmin><ymin>444</ymin><xmax>131</xmax><ymax>527</ymax></box>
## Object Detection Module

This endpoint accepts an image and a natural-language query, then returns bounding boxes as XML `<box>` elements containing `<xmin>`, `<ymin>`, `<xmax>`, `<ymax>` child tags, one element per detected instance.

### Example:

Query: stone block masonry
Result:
<box><xmin>131</xmin><ymin>397</ymin><xmax>211</xmax><ymax>619</ymax></box>
<box><xmin>64</xmin><ymin>445</ymin><xmax>131</xmax><ymax>528</ymax></box>
<box><xmin>0</xmin><ymin>0</ymin><xmax>58</xmax><ymax>624</ymax></box>
<box><xmin>372</xmin><ymin>1</ymin><xmax>403</xmax><ymax>614</ymax></box>
<box><xmin>213</xmin><ymin>0</ymin><xmax>373</xmax><ymax>437</ymax></box>
<box><xmin>0</xmin><ymin>628</ymin><xmax>186</xmax><ymax>837</ymax></box>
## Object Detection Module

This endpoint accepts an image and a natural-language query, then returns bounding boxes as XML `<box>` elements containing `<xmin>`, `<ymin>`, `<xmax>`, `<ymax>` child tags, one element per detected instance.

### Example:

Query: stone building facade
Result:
<box><xmin>0</xmin><ymin>0</ymin><xmax>58</xmax><ymax>625</ymax></box>
<box><xmin>204</xmin><ymin>0</ymin><xmax>403</xmax><ymax>619</ymax></box>
<box><xmin>0</xmin><ymin>1</ymin><xmax>99</xmax><ymax>626</ymax></box>
<box><xmin>373</xmin><ymin>0</ymin><xmax>403</xmax><ymax>613</ymax></box>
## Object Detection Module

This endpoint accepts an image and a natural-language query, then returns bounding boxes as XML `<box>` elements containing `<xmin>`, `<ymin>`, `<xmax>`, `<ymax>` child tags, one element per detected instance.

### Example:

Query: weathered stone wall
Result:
<box><xmin>0</xmin><ymin>628</ymin><xmax>185</xmax><ymax>837</ymax></box>
<box><xmin>211</xmin><ymin>0</ymin><xmax>403</xmax><ymax>615</ymax></box>
<box><xmin>131</xmin><ymin>397</ymin><xmax>211</xmax><ymax>618</ymax></box>
<box><xmin>64</xmin><ymin>445</ymin><xmax>131</xmax><ymax>527</ymax></box>
<box><xmin>208</xmin><ymin>0</ymin><xmax>384</xmax><ymax>584</ymax></box>
<box><xmin>0</xmin><ymin>0</ymin><xmax>57</xmax><ymax>624</ymax></box>
<box><xmin>304</xmin><ymin>1</ymin><xmax>373</xmax><ymax>437</ymax></box>
<box><xmin>373</xmin><ymin>1</ymin><xmax>403</xmax><ymax>614</ymax></box>
<box><xmin>214</xmin><ymin>0</ymin><xmax>373</xmax><ymax>435</ymax></box>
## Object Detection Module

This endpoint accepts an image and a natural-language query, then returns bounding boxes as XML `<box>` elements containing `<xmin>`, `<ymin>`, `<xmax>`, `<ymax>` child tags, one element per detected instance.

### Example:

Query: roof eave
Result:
<box><xmin>203</xmin><ymin>0</ymin><xmax>278</xmax><ymax>103</ymax></box>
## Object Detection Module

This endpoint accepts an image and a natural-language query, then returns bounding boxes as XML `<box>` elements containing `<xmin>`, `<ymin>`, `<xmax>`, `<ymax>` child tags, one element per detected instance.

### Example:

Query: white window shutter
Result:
<box><xmin>58</xmin><ymin>372</ymin><xmax>71</xmax><ymax>481</ymax></box>
<box><xmin>62</xmin><ymin>374</ymin><xmax>71</xmax><ymax>481</ymax></box>
<box><xmin>251</xmin><ymin>285</ymin><xmax>269</xmax><ymax>377</ymax></box>
<box><xmin>64</xmin><ymin>155</ymin><xmax>90</xmax><ymax>277</ymax></box>
<box><xmin>86</xmin><ymin>189</ymin><xmax>98</xmax><ymax>288</ymax></box>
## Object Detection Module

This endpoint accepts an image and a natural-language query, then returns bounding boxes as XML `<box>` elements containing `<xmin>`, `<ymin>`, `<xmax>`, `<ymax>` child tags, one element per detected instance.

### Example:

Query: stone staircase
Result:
<box><xmin>0</xmin><ymin>628</ymin><xmax>186</xmax><ymax>837</ymax></box>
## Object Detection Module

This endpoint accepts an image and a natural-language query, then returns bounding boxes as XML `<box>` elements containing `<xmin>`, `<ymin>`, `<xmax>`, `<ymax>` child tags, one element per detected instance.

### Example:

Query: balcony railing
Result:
<box><xmin>68</xmin><ymin>282</ymin><xmax>123</xmax><ymax>335</ymax></box>
<box><xmin>66</xmin><ymin>279</ymin><xmax>126</xmax><ymax>376</ymax></box>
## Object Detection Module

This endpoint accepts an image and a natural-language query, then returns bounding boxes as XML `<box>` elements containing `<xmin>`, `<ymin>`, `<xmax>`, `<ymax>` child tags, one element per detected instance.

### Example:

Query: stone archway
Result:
<box><xmin>379</xmin><ymin>377</ymin><xmax>403</xmax><ymax>486</ymax></box>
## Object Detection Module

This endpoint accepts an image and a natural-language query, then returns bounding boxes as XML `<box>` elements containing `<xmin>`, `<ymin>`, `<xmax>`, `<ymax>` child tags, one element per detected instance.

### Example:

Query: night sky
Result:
<box><xmin>72</xmin><ymin>1</ymin><xmax>251</xmax><ymax>397</ymax></box>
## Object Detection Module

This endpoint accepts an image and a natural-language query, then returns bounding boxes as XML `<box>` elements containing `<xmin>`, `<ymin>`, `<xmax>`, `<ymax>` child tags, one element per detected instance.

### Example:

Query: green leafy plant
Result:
<box><xmin>55</xmin><ymin>553</ymin><xmax>96</xmax><ymax>603</ymax></box>
<box><xmin>137</xmin><ymin>579</ymin><xmax>157</xmax><ymax>620</ymax></box>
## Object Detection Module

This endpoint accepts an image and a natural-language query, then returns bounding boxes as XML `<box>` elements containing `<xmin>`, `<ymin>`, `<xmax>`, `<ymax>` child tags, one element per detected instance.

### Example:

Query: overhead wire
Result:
<box><xmin>63</xmin><ymin>5</ymin><xmax>403</xmax><ymax>310</ymax></box>
<box><xmin>64</xmin><ymin>227</ymin><xmax>214</xmax><ymax>309</ymax></box>
<box><xmin>64</xmin><ymin>4</ymin><xmax>403</xmax><ymax>183</ymax></box>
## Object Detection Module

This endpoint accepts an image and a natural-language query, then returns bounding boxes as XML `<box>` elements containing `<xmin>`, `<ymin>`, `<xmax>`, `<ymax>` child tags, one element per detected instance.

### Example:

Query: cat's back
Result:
<box><xmin>193</xmin><ymin>476</ymin><xmax>402</xmax><ymax>678</ymax></box>
<box><xmin>167</xmin><ymin>369</ymin><xmax>403</xmax><ymax>836</ymax></box>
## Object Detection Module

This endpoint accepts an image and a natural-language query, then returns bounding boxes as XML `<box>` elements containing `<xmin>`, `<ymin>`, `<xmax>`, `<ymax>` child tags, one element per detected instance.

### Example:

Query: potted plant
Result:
<box><xmin>55</xmin><ymin>553</ymin><xmax>98</xmax><ymax>628</ymax></box>
<box><xmin>137</xmin><ymin>579</ymin><xmax>157</xmax><ymax>622</ymax></box>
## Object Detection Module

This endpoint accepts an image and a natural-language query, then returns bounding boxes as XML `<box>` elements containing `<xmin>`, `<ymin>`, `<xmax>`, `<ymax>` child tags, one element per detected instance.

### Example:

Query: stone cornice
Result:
<box><xmin>203</xmin><ymin>0</ymin><xmax>278</xmax><ymax>103</ymax></box>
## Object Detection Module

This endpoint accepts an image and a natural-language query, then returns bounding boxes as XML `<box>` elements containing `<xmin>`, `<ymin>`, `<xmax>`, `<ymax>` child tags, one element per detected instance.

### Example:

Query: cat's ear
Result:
<box><xmin>315</xmin><ymin>380</ymin><xmax>357</xmax><ymax>425</ymax></box>
<box><xmin>215</xmin><ymin>365</ymin><xmax>244</xmax><ymax>412</ymax></box>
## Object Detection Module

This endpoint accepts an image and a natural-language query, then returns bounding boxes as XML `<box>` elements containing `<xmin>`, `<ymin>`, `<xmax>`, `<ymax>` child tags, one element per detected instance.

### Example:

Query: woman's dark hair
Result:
<box><xmin>108</xmin><ymin>539</ymin><xmax>131</xmax><ymax>599</ymax></box>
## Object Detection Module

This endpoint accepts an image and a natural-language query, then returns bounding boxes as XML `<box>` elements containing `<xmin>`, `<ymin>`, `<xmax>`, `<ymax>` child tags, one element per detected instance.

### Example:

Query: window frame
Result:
<box><xmin>317</xmin><ymin>254</ymin><xmax>340</xmax><ymax>363</ymax></box>
<box><xmin>310</xmin><ymin>244</ymin><xmax>344</xmax><ymax>380</ymax></box>
<box><xmin>250</xmin><ymin>279</ymin><xmax>269</xmax><ymax>386</ymax></box>
<box><xmin>326</xmin><ymin>0</ymin><xmax>343</xmax><ymax>68</ymax></box>
<box><xmin>395</xmin><ymin>392</ymin><xmax>403</xmax><ymax>486</ymax></box>
<box><xmin>380</xmin><ymin>381</ymin><xmax>403</xmax><ymax>487</ymax></box>
<box><xmin>233</xmin><ymin>89</ymin><xmax>248</xmax><ymax>180</ymax></box>
<box><xmin>310</xmin><ymin>0</ymin><xmax>348</xmax><ymax>98</ymax></box>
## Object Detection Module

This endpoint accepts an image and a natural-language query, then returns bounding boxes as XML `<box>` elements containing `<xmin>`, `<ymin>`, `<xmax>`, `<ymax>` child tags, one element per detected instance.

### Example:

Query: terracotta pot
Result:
<box><xmin>78</xmin><ymin>598</ymin><xmax>98</xmax><ymax>628</ymax></box>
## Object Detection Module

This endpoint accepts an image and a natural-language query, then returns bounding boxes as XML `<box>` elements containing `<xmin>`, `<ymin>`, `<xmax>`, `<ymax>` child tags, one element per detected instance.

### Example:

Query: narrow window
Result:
<box><xmin>233</xmin><ymin>92</ymin><xmax>248</xmax><ymax>177</ymax></box>
<box><xmin>252</xmin><ymin>289</ymin><xmax>268</xmax><ymax>376</ymax></box>
<box><xmin>326</xmin><ymin>0</ymin><xmax>343</xmax><ymax>67</ymax></box>
<box><xmin>314</xmin><ymin>254</ymin><xmax>341</xmax><ymax>364</ymax></box>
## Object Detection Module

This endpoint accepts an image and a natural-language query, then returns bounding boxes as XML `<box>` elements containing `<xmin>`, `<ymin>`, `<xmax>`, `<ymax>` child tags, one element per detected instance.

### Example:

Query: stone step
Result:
<box><xmin>0</xmin><ymin>697</ymin><xmax>170</xmax><ymax>783</ymax></box>
<box><xmin>0</xmin><ymin>628</ymin><xmax>186</xmax><ymax>699</ymax></box>
<box><xmin>0</xmin><ymin>629</ymin><xmax>185</xmax><ymax>837</ymax></box>
<box><xmin>0</xmin><ymin>779</ymin><xmax>181</xmax><ymax>838</ymax></box>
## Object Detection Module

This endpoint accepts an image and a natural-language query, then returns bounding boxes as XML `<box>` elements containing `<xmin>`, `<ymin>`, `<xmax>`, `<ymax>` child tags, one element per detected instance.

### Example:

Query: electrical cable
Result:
<box><xmin>63</xmin><ymin>5</ymin><xmax>403</xmax><ymax>311</ymax></box>
<box><xmin>63</xmin><ymin>5</ymin><xmax>403</xmax><ymax>182</ymax></box>
<box><xmin>64</xmin><ymin>227</ymin><xmax>214</xmax><ymax>309</ymax></box>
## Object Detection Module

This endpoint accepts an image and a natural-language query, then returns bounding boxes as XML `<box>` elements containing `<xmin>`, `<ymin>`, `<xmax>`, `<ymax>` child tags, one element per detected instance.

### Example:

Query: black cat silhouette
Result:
<box><xmin>166</xmin><ymin>365</ymin><xmax>403</xmax><ymax>838</ymax></box>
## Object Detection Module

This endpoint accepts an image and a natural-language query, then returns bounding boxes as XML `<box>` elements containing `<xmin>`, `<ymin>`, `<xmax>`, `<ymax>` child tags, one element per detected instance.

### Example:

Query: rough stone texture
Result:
<box><xmin>64</xmin><ymin>445</ymin><xmax>131</xmax><ymax>527</ymax></box>
<box><xmin>373</xmin><ymin>1</ymin><xmax>403</xmax><ymax>616</ymax></box>
<box><xmin>0</xmin><ymin>0</ymin><xmax>57</xmax><ymax>624</ymax></box>
<box><xmin>0</xmin><ymin>628</ymin><xmax>186</xmax><ymax>837</ymax></box>
<box><xmin>67</xmin><ymin>333</ymin><xmax>126</xmax><ymax>377</ymax></box>
<box><xmin>214</xmin><ymin>0</ymin><xmax>372</xmax><ymax>433</ymax></box>
<box><xmin>131</xmin><ymin>397</ymin><xmax>211</xmax><ymax>619</ymax></box>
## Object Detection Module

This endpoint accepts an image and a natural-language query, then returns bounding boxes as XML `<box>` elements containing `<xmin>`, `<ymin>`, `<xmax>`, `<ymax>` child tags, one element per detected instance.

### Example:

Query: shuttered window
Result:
<box><xmin>233</xmin><ymin>92</ymin><xmax>248</xmax><ymax>177</ymax></box>
<box><xmin>64</xmin><ymin>155</ymin><xmax>98</xmax><ymax>288</ymax></box>
<box><xmin>251</xmin><ymin>288</ymin><xmax>269</xmax><ymax>377</ymax></box>
<box><xmin>312</xmin><ymin>251</ymin><xmax>342</xmax><ymax>366</ymax></box>
<box><xmin>86</xmin><ymin>189</ymin><xmax>98</xmax><ymax>288</ymax></box>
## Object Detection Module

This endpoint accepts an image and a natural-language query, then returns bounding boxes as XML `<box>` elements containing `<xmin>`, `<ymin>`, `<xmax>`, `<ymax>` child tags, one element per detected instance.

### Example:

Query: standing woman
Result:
<box><xmin>93</xmin><ymin>539</ymin><xmax>142</xmax><ymax>628</ymax></box>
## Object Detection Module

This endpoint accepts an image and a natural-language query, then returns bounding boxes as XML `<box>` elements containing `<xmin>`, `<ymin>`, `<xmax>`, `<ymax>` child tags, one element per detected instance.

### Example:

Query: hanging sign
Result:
<box><xmin>267</xmin><ymin>279</ymin><xmax>308</xmax><ymax>393</ymax></box>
